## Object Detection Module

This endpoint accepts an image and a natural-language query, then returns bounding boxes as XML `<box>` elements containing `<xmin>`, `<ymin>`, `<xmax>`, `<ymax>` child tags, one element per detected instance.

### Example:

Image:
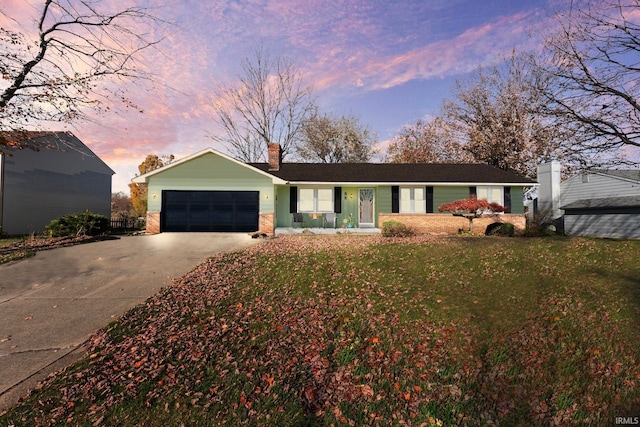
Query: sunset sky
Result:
<box><xmin>3</xmin><ymin>0</ymin><xmax>565</xmax><ymax>193</ymax></box>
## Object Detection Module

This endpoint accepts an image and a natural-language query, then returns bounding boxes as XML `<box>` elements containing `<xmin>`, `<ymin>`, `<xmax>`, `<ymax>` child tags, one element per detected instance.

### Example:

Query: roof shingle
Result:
<box><xmin>562</xmin><ymin>196</ymin><xmax>640</xmax><ymax>210</ymax></box>
<box><xmin>249</xmin><ymin>162</ymin><xmax>536</xmax><ymax>184</ymax></box>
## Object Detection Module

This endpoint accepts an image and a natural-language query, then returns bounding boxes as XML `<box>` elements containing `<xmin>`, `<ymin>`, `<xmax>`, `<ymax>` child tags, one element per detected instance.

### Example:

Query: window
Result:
<box><xmin>399</xmin><ymin>187</ymin><xmax>425</xmax><ymax>213</ymax></box>
<box><xmin>299</xmin><ymin>188</ymin><xmax>334</xmax><ymax>213</ymax></box>
<box><xmin>299</xmin><ymin>188</ymin><xmax>315</xmax><ymax>212</ymax></box>
<box><xmin>477</xmin><ymin>186</ymin><xmax>503</xmax><ymax>205</ymax></box>
<box><xmin>317</xmin><ymin>188</ymin><xmax>333</xmax><ymax>212</ymax></box>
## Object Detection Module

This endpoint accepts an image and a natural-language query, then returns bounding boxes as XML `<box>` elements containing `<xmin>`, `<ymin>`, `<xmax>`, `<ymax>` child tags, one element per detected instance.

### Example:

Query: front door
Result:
<box><xmin>359</xmin><ymin>188</ymin><xmax>375</xmax><ymax>227</ymax></box>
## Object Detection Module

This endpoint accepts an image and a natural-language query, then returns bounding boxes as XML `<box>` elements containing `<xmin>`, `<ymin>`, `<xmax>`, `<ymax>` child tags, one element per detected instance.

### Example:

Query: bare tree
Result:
<box><xmin>0</xmin><ymin>0</ymin><xmax>162</xmax><ymax>150</ymax></box>
<box><xmin>296</xmin><ymin>112</ymin><xmax>377</xmax><ymax>163</ymax></box>
<box><xmin>536</xmin><ymin>0</ymin><xmax>640</xmax><ymax>165</ymax></box>
<box><xmin>111</xmin><ymin>191</ymin><xmax>133</xmax><ymax>219</ymax></box>
<box><xmin>443</xmin><ymin>53</ymin><xmax>567</xmax><ymax>178</ymax></box>
<box><xmin>211</xmin><ymin>48</ymin><xmax>316</xmax><ymax>162</ymax></box>
<box><xmin>385</xmin><ymin>116</ymin><xmax>473</xmax><ymax>163</ymax></box>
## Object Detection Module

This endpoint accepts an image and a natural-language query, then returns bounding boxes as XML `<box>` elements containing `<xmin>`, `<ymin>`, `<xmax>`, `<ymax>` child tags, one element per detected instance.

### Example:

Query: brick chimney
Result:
<box><xmin>267</xmin><ymin>143</ymin><xmax>281</xmax><ymax>171</ymax></box>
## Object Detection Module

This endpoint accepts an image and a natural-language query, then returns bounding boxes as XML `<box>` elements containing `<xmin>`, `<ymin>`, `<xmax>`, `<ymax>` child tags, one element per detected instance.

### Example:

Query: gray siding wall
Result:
<box><xmin>564</xmin><ymin>212</ymin><xmax>640</xmax><ymax>239</ymax></box>
<box><xmin>1</xmin><ymin>148</ymin><xmax>112</xmax><ymax>235</ymax></box>
<box><xmin>560</xmin><ymin>172</ymin><xmax>640</xmax><ymax>239</ymax></box>
<box><xmin>561</xmin><ymin>173</ymin><xmax>640</xmax><ymax>207</ymax></box>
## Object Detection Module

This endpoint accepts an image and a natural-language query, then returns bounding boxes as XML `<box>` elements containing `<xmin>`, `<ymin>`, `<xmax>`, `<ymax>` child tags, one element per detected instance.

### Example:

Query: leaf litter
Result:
<box><xmin>1</xmin><ymin>235</ymin><xmax>638</xmax><ymax>426</ymax></box>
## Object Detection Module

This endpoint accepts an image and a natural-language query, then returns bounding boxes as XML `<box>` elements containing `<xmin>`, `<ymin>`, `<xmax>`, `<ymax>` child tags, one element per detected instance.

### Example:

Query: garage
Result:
<box><xmin>561</xmin><ymin>196</ymin><xmax>640</xmax><ymax>239</ymax></box>
<box><xmin>161</xmin><ymin>190</ymin><xmax>259</xmax><ymax>232</ymax></box>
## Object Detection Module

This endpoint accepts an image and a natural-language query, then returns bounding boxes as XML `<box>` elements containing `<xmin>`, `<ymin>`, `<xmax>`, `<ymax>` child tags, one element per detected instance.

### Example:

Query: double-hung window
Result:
<box><xmin>399</xmin><ymin>187</ymin><xmax>425</xmax><ymax>213</ymax></box>
<box><xmin>299</xmin><ymin>188</ymin><xmax>333</xmax><ymax>213</ymax></box>
<box><xmin>477</xmin><ymin>186</ymin><xmax>503</xmax><ymax>205</ymax></box>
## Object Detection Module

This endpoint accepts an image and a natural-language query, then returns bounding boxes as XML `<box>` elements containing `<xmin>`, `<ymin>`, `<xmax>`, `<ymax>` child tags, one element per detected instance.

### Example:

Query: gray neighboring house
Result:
<box><xmin>0</xmin><ymin>131</ymin><xmax>114</xmax><ymax>235</ymax></box>
<box><xmin>537</xmin><ymin>162</ymin><xmax>640</xmax><ymax>239</ymax></box>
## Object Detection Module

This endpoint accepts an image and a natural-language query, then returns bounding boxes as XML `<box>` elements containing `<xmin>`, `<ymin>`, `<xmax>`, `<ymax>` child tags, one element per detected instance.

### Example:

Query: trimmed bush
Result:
<box><xmin>45</xmin><ymin>211</ymin><xmax>110</xmax><ymax>237</ymax></box>
<box><xmin>485</xmin><ymin>222</ymin><xmax>515</xmax><ymax>237</ymax></box>
<box><xmin>524</xmin><ymin>210</ymin><xmax>561</xmax><ymax>237</ymax></box>
<box><xmin>382</xmin><ymin>220</ymin><xmax>415</xmax><ymax>237</ymax></box>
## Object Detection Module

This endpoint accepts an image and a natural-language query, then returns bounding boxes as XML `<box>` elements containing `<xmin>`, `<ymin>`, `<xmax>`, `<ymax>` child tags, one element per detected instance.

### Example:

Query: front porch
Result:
<box><xmin>275</xmin><ymin>227</ymin><xmax>381</xmax><ymax>235</ymax></box>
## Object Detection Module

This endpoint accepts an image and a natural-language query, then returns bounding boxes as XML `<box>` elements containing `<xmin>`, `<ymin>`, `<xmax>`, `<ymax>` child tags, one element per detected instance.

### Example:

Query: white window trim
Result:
<box><xmin>399</xmin><ymin>186</ymin><xmax>426</xmax><ymax>213</ymax></box>
<box><xmin>298</xmin><ymin>187</ymin><xmax>334</xmax><ymax>213</ymax></box>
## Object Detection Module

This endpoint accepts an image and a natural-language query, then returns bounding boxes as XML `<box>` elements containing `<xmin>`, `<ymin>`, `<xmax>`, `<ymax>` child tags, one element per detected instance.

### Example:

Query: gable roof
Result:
<box><xmin>595</xmin><ymin>170</ymin><xmax>640</xmax><ymax>182</ymax></box>
<box><xmin>0</xmin><ymin>131</ymin><xmax>114</xmax><ymax>175</ymax></box>
<box><xmin>132</xmin><ymin>147</ymin><xmax>536</xmax><ymax>186</ymax></box>
<box><xmin>250</xmin><ymin>162</ymin><xmax>537</xmax><ymax>185</ymax></box>
<box><xmin>563</xmin><ymin>169</ymin><xmax>640</xmax><ymax>187</ymax></box>
<box><xmin>131</xmin><ymin>147</ymin><xmax>286</xmax><ymax>184</ymax></box>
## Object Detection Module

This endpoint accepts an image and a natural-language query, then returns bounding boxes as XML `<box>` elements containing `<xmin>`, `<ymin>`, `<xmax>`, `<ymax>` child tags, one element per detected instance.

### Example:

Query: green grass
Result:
<box><xmin>1</xmin><ymin>235</ymin><xmax>639</xmax><ymax>426</ymax></box>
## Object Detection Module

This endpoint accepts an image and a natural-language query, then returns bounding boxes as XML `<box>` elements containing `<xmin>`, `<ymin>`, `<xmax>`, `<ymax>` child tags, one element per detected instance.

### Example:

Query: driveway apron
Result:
<box><xmin>0</xmin><ymin>233</ymin><xmax>260</xmax><ymax>411</ymax></box>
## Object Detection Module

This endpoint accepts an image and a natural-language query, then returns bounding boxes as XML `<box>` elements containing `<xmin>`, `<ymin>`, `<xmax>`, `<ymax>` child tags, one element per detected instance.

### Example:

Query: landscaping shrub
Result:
<box><xmin>382</xmin><ymin>220</ymin><xmax>415</xmax><ymax>237</ymax></box>
<box><xmin>485</xmin><ymin>222</ymin><xmax>515</xmax><ymax>236</ymax></box>
<box><xmin>45</xmin><ymin>211</ymin><xmax>110</xmax><ymax>237</ymax></box>
<box><xmin>525</xmin><ymin>210</ymin><xmax>561</xmax><ymax>236</ymax></box>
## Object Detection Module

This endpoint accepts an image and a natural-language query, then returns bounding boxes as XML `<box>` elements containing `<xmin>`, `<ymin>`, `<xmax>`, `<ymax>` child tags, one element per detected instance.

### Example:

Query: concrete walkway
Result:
<box><xmin>0</xmin><ymin>233</ymin><xmax>260</xmax><ymax>411</ymax></box>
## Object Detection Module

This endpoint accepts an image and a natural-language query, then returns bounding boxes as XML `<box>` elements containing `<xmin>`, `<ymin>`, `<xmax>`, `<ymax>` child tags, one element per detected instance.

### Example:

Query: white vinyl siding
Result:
<box><xmin>561</xmin><ymin>172</ymin><xmax>640</xmax><ymax>207</ymax></box>
<box><xmin>565</xmin><ymin>212</ymin><xmax>640</xmax><ymax>239</ymax></box>
<box><xmin>299</xmin><ymin>188</ymin><xmax>334</xmax><ymax>213</ymax></box>
<box><xmin>400</xmin><ymin>187</ymin><xmax>425</xmax><ymax>213</ymax></box>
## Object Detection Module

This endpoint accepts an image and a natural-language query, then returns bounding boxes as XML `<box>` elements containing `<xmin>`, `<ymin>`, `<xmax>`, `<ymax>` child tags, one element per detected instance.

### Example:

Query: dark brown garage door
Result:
<box><xmin>161</xmin><ymin>190</ymin><xmax>259</xmax><ymax>232</ymax></box>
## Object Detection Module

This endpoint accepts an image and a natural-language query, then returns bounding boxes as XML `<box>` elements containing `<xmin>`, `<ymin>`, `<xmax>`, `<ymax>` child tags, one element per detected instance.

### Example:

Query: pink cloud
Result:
<box><xmin>306</xmin><ymin>10</ymin><xmax>548</xmax><ymax>93</ymax></box>
<box><xmin>2</xmin><ymin>0</ymin><xmax>559</xmax><ymax>193</ymax></box>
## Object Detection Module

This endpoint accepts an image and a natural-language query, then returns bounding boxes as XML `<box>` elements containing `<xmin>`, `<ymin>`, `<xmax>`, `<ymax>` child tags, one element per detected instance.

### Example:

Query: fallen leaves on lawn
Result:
<box><xmin>1</xmin><ymin>235</ymin><xmax>638</xmax><ymax>427</ymax></box>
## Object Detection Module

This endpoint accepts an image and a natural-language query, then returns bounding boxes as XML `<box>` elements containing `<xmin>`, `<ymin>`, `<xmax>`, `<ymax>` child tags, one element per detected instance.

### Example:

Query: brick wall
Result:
<box><xmin>146</xmin><ymin>211</ymin><xmax>160</xmax><ymax>234</ymax></box>
<box><xmin>378</xmin><ymin>213</ymin><xmax>526</xmax><ymax>235</ymax></box>
<box><xmin>259</xmin><ymin>212</ymin><xmax>274</xmax><ymax>234</ymax></box>
<box><xmin>145</xmin><ymin>211</ymin><xmax>273</xmax><ymax>234</ymax></box>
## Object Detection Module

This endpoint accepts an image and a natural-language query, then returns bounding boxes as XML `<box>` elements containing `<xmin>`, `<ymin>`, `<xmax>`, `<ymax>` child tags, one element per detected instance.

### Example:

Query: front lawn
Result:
<box><xmin>1</xmin><ymin>235</ymin><xmax>639</xmax><ymax>426</ymax></box>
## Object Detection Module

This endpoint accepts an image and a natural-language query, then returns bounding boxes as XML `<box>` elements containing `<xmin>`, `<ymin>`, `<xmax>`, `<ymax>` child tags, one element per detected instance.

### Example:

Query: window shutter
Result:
<box><xmin>391</xmin><ymin>186</ymin><xmax>399</xmax><ymax>213</ymax></box>
<box><xmin>289</xmin><ymin>186</ymin><xmax>297</xmax><ymax>213</ymax></box>
<box><xmin>334</xmin><ymin>187</ymin><xmax>342</xmax><ymax>213</ymax></box>
<box><xmin>504</xmin><ymin>187</ymin><xmax>512</xmax><ymax>213</ymax></box>
<box><xmin>469</xmin><ymin>186</ymin><xmax>477</xmax><ymax>198</ymax></box>
<box><xmin>426</xmin><ymin>186</ymin><xmax>434</xmax><ymax>213</ymax></box>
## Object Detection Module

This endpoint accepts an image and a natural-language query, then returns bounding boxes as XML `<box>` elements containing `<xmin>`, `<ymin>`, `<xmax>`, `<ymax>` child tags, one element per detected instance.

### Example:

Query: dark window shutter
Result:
<box><xmin>289</xmin><ymin>186</ymin><xmax>297</xmax><ymax>213</ymax></box>
<box><xmin>504</xmin><ymin>187</ymin><xmax>512</xmax><ymax>213</ymax></box>
<box><xmin>334</xmin><ymin>187</ymin><xmax>342</xmax><ymax>213</ymax></box>
<box><xmin>469</xmin><ymin>186</ymin><xmax>477</xmax><ymax>198</ymax></box>
<box><xmin>426</xmin><ymin>186</ymin><xmax>434</xmax><ymax>213</ymax></box>
<box><xmin>391</xmin><ymin>186</ymin><xmax>399</xmax><ymax>213</ymax></box>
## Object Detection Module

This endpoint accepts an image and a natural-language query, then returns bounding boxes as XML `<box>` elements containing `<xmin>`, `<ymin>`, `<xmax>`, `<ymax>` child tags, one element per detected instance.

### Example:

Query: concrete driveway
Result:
<box><xmin>0</xmin><ymin>233</ymin><xmax>260</xmax><ymax>411</ymax></box>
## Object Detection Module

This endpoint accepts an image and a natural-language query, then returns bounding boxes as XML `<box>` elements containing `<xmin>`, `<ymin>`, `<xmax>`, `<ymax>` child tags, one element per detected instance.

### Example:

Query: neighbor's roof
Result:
<box><xmin>0</xmin><ymin>130</ymin><xmax>114</xmax><ymax>174</ymax></box>
<box><xmin>561</xmin><ymin>196</ymin><xmax>640</xmax><ymax>210</ymax></box>
<box><xmin>250</xmin><ymin>162</ymin><xmax>537</xmax><ymax>185</ymax></box>
<box><xmin>596</xmin><ymin>170</ymin><xmax>640</xmax><ymax>182</ymax></box>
